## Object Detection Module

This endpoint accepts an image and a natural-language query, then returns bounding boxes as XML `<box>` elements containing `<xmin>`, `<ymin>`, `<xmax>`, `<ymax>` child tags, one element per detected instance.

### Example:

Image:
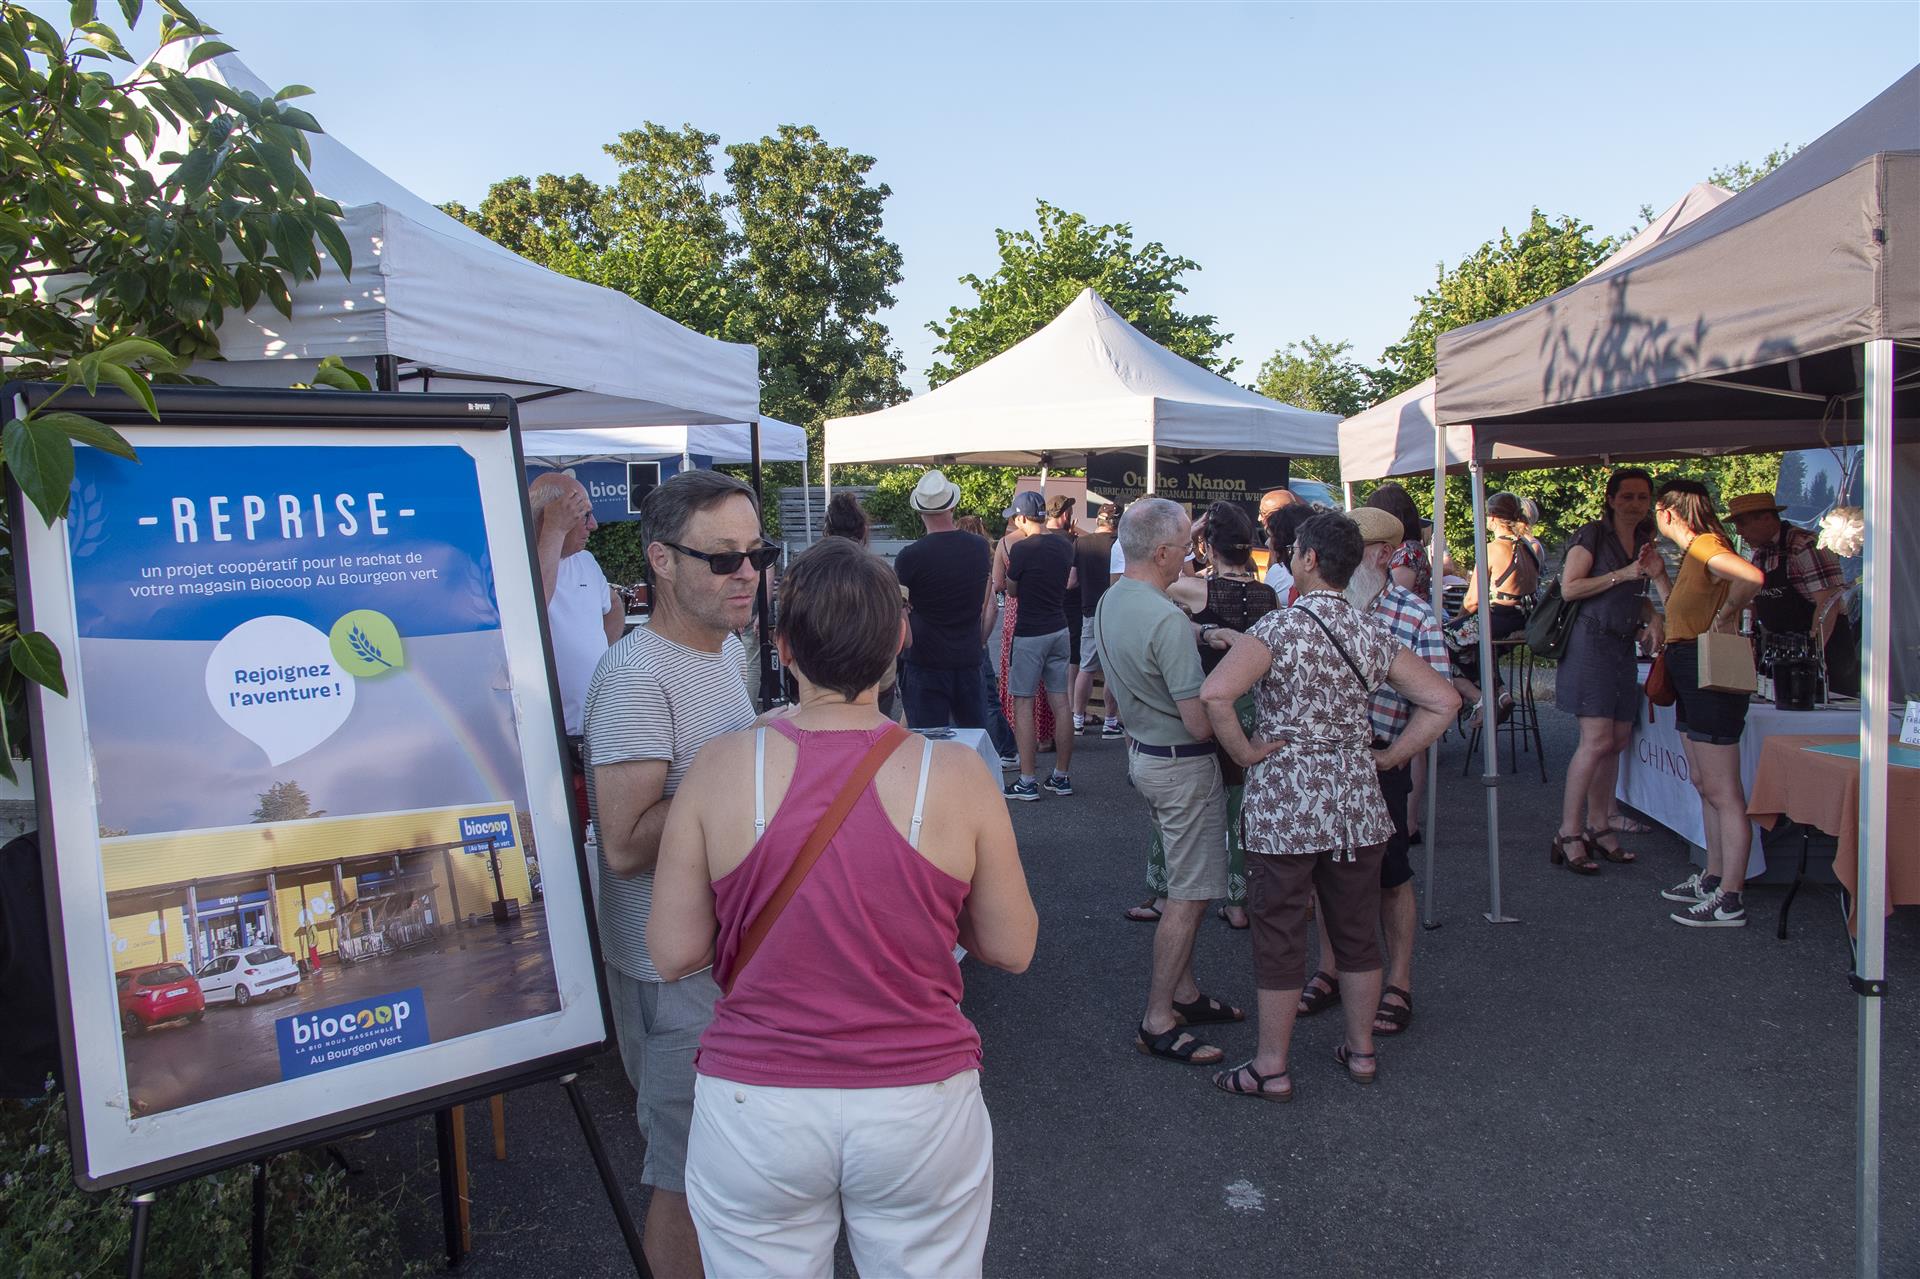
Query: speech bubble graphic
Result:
<box><xmin>205</xmin><ymin>615</ymin><xmax>356</xmax><ymax>765</ymax></box>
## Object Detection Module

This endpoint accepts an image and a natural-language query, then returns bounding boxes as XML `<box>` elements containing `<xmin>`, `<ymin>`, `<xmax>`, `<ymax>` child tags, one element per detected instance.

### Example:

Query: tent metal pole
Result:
<box><xmin>679</xmin><ymin>449</ymin><xmax>693</xmax><ymax>478</ymax></box>
<box><xmin>1146</xmin><ymin>442</ymin><xmax>1158</xmax><ymax>497</ymax></box>
<box><xmin>801</xmin><ymin>456</ymin><xmax>813</xmax><ymax>546</ymax></box>
<box><xmin>1424</xmin><ymin>423</ymin><xmax>1448</xmax><ymax>928</ymax></box>
<box><xmin>1854</xmin><ymin>338</ymin><xmax>1893</xmax><ymax>1279</ymax></box>
<box><xmin>822</xmin><ymin>460</ymin><xmax>832</xmax><ymax>510</ymax></box>
<box><xmin>749</xmin><ymin>419</ymin><xmax>774</xmax><ymax>712</ymax></box>
<box><xmin>1470</xmin><ymin>460</ymin><xmax>1515</xmax><ymax>924</ymax></box>
<box><xmin>1342</xmin><ymin>481</ymin><xmax>1354</xmax><ymax>511</ymax></box>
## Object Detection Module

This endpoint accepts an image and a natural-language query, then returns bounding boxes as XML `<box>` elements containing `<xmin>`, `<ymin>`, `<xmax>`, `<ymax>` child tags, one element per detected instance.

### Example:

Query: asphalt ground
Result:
<box><xmin>346</xmin><ymin>707</ymin><xmax>1918</xmax><ymax>1277</ymax></box>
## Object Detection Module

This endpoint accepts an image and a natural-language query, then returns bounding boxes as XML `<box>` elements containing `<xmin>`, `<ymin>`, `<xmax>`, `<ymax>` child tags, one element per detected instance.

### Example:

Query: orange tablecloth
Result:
<box><xmin>1747</xmin><ymin>734</ymin><xmax>1920</xmax><ymax>915</ymax></box>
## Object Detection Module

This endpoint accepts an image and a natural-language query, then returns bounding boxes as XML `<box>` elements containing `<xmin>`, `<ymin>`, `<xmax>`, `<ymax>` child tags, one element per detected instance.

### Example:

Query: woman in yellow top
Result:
<box><xmin>1648</xmin><ymin>479</ymin><xmax>1764</xmax><ymax>928</ymax></box>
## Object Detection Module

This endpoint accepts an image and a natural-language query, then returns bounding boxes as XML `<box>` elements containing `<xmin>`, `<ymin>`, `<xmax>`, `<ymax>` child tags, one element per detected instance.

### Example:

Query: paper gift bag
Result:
<box><xmin>1697</xmin><ymin>631</ymin><xmax>1757</xmax><ymax>694</ymax></box>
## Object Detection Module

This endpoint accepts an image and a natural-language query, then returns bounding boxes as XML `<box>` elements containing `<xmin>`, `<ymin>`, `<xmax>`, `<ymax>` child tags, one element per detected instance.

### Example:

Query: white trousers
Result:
<box><xmin>685</xmin><ymin>1069</ymin><xmax>993</xmax><ymax>1279</ymax></box>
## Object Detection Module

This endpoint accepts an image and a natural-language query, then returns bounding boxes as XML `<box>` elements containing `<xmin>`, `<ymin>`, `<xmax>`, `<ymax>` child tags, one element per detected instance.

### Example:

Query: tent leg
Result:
<box><xmin>679</xmin><ymin>449</ymin><xmax>693</xmax><ymax>478</ymax></box>
<box><xmin>1146</xmin><ymin>442</ymin><xmax>1158</xmax><ymax>497</ymax></box>
<box><xmin>822</xmin><ymin>460</ymin><xmax>831</xmax><ymax>511</ymax></box>
<box><xmin>1471</xmin><ymin>460</ymin><xmax>1516</xmax><ymax>925</ymax></box>
<box><xmin>1423</xmin><ymin>419</ymin><xmax>1449</xmax><ymax>929</ymax></box>
<box><xmin>749</xmin><ymin>420</ymin><xmax>774</xmax><ymax>712</ymax></box>
<box><xmin>1342</xmin><ymin>481</ymin><xmax>1354</xmax><ymax>511</ymax></box>
<box><xmin>801</xmin><ymin>456</ymin><xmax>813</xmax><ymax>548</ymax></box>
<box><xmin>1854</xmin><ymin>338</ymin><xmax>1893</xmax><ymax>1279</ymax></box>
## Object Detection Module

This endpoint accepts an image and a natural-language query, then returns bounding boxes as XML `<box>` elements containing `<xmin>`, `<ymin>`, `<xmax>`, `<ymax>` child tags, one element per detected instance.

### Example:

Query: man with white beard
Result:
<box><xmin>1295</xmin><ymin>507</ymin><xmax>1450</xmax><ymax>1038</ymax></box>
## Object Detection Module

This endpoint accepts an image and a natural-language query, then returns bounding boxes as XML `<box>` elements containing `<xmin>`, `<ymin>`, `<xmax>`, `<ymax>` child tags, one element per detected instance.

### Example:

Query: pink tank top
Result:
<box><xmin>696</xmin><ymin>721</ymin><xmax>982</xmax><ymax>1089</ymax></box>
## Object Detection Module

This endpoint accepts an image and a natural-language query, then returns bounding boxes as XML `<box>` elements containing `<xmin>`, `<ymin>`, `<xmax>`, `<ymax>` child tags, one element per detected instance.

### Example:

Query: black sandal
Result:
<box><xmin>1173</xmin><ymin>993</ymin><xmax>1245</xmax><ymax>1026</ymax></box>
<box><xmin>1550</xmin><ymin>832</ymin><xmax>1601</xmax><ymax>875</ymax></box>
<box><xmin>1212</xmin><ymin>1061</ymin><xmax>1292</xmax><ymax>1103</ymax></box>
<box><xmin>1297</xmin><ymin>970</ymin><xmax>1341</xmax><ymax>1016</ymax></box>
<box><xmin>1123</xmin><ymin>899</ymin><xmax>1163</xmax><ymax>923</ymax></box>
<box><xmin>1334</xmin><ymin>1043</ymin><xmax>1378</xmax><ymax>1085</ymax></box>
<box><xmin>1585</xmin><ymin>827</ymin><xmax>1637</xmax><ymax>864</ymax></box>
<box><xmin>1136</xmin><ymin>1022</ymin><xmax>1224</xmax><ymax>1065</ymax></box>
<box><xmin>1373</xmin><ymin>986</ymin><xmax>1413</xmax><ymax>1036</ymax></box>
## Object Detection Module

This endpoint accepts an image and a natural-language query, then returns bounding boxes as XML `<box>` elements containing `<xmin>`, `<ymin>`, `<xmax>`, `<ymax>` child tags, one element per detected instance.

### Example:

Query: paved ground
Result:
<box><xmin>345</xmin><ymin>709</ymin><xmax>1917</xmax><ymax>1277</ymax></box>
<box><xmin>125</xmin><ymin>909</ymin><xmax>559</xmax><ymax>1115</ymax></box>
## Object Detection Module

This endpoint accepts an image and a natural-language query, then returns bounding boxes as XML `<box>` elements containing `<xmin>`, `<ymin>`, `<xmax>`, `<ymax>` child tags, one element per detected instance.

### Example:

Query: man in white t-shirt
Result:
<box><xmin>530</xmin><ymin>472</ymin><xmax>624</xmax><ymax>747</ymax></box>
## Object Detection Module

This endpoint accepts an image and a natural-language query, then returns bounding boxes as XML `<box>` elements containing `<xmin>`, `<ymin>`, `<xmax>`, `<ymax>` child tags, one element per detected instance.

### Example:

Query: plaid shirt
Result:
<box><xmin>1748</xmin><ymin>524</ymin><xmax>1843</xmax><ymax>601</ymax></box>
<box><xmin>1364</xmin><ymin>583</ymin><xmax>1450</xmax><ymax>743</ymax></box>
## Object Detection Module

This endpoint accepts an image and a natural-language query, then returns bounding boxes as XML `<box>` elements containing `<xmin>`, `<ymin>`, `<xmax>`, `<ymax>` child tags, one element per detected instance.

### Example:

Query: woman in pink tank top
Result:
<box><xmin>650</xmin><ymin>538</ymin><xmax>1037</xmax><ymax>1279</ymax></box>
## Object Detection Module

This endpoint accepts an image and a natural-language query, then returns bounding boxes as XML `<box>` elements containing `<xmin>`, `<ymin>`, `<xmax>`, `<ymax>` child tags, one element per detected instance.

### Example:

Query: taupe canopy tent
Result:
<box><xmin>1433</xmin><ymin>66</ymin><xmax>1919</xmax><ymax>1278</ymax></box>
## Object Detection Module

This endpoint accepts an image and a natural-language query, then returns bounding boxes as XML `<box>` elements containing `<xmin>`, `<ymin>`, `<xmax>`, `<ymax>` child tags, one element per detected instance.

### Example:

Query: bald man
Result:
<box><xmin>1250</xmin><ymin>487</ymin><xmax>1302</xmax><ymax>575</ymax></box>
<box><xmin>530</xmin><ymin>471</ymin><xmax>625</xmax><ymax>741</ymax></box>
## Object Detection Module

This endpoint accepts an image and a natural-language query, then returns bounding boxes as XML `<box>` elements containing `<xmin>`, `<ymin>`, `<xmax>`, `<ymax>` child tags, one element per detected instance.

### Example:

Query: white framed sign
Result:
<box><xmin>8</xmin><ymin>385</ymin><xmax>608</xmax><ymax>1189</ymax></box>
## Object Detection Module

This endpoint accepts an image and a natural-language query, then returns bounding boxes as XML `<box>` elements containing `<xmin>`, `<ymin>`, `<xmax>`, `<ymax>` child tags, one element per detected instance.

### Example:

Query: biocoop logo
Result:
<box><xmin>276</xmin><ymin>987</ymin><xmax>430</xmax><ymax>1080</ymax></box>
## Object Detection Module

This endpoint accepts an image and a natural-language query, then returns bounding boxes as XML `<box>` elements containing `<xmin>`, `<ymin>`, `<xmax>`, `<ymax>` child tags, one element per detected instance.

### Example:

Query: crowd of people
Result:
<box><xmin>521</xmin><ymin>457</ymin><xmax>1855</xmax><ymax>1276</ymax></box>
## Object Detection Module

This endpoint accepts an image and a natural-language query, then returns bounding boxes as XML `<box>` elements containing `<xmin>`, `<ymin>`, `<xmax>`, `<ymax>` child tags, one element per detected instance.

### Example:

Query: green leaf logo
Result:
<box><xmin>329</xmin><ymin>609</ymin><xmax>406</xmax><ymax>678</ymax></box>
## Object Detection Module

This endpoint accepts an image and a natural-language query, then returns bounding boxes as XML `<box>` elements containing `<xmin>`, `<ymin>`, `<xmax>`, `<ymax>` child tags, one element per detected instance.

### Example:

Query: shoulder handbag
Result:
<box><xmin>723</xmin><ymin>723</ymin><xmax>910</xmax><ymax>997</ymax></box>
<box><xmin>1644</xmin><ymin>650</ymin><xmax>1676</xmax><ymax>710</ymax></box>
<box><xmin>1523</xmin><ymin>577</ymin><xmax>1582</xmax><ymax>661</ymax></box>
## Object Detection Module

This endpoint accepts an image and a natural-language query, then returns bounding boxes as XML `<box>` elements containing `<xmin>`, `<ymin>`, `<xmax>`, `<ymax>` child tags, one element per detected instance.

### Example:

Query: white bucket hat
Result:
<box><xmin>909</xmin><ymin>468</ymin><xmax>960</xmax><ymax>512</ymax></box>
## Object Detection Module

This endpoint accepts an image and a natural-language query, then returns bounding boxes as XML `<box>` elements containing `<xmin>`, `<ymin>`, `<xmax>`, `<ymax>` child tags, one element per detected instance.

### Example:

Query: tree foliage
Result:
<box><xmin>250</xmin><ymin>778</ymin><xmax>322</xmax><ymax>823</ymax></box>
<box><xmin>444</xmin><ymin>121</ymin><xmax>907</xmax><ymax>437</ymax></box>
<box><xmin>0</xmin><ymin>0</ymin><xmax>347</xmax><ymax>776</ymax></box>
<box><xmin>926</xmin><ymin>200</ymin><xmax>1235</xmax><ymax>387</ymax></box>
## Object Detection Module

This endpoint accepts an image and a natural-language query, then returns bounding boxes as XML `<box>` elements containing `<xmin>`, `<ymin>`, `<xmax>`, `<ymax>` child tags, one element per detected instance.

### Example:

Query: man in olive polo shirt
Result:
<box><xmin>1094</xmin><ymin>496</ymin><xmax>1238</xmax><ymax>1067</ymax></box>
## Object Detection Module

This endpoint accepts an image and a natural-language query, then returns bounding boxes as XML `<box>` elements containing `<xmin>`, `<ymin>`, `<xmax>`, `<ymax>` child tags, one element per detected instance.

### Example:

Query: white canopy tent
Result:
<box><xmin>146</xmin><ymin>42</ymin><xmax>762</xmax><ymax>432</ymax></box>
<box><xmin>1335</xmin><ymin>184</ymin><xmax>1735</xmax><ymax>923</ymax></box>
<box><xmin>517</xmin><ymin>419</ymin><xmax>808</xmax><ymax>464</ymax></box>
<box><xmin>824</xmin><ymin>288</ymin><xmax>1339</xmax><ymax>492</ymax></box>
<box><xmin>1433</xmin><ymin>67</ymin><xmax>1918</xmax><ymax>1276</ymax></box>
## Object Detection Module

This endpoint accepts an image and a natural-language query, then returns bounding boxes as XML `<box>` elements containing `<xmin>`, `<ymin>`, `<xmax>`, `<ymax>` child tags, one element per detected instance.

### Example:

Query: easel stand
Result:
<box><xmin>122</xmin><ymin>1064</ymin><xmax>650</xmax><ymax>1279</ymax></box>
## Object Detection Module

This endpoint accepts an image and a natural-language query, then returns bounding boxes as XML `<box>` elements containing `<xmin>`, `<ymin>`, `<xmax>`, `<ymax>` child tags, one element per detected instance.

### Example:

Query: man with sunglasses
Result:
<box><xmin>584</xmin><ymin>468</ymin><xmax>773</xmax><ymax>1278</ymax></box>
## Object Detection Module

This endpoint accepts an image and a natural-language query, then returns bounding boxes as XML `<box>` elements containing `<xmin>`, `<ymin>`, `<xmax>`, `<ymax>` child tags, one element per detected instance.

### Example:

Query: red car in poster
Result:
<box><xmin>116</xmin><ymin>963</ymin><xmax>206</xmax><ymax>1035</ymax></box>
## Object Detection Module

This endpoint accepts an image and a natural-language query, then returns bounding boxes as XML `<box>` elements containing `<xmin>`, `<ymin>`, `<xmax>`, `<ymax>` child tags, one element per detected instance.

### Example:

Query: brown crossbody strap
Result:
<box><xmin>723</xmin><ymin>723</ymin><xmax>911</xmax><ymax>996</ymax></box>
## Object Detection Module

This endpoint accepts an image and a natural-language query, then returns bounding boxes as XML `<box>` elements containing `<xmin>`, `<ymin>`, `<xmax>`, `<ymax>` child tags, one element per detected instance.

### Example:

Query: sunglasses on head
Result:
<box><xmin>664</xmin><ymin>541</ymin><xmax>780</xmax><ymax>575</ymax></box>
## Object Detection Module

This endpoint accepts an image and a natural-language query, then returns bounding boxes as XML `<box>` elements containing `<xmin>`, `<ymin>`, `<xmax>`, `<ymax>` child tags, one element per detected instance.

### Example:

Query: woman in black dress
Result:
<box><xmin>1551</xmin><ymin>469</ymin><xmax>1666</xmax><ymax>873</ymax></box>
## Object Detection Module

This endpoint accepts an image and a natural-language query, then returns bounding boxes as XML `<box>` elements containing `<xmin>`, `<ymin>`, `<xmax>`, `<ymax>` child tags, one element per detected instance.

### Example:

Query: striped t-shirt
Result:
<box><xmin>584</xmin><ymin>624</ymin><xmax>754</xmax><ymax>982</ymax></box>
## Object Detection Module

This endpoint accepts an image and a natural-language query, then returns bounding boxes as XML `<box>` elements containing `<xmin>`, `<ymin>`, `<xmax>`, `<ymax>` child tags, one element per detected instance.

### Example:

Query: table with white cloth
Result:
<box><xmin>1615</xmin><ymin>688</ymin><xmax>1858</xmax><ymax>876</ymax></box>
<box><xmin>914</xmin><ymin>726</ymin><xmax>1001</xmax><ymax>780</ymax></box>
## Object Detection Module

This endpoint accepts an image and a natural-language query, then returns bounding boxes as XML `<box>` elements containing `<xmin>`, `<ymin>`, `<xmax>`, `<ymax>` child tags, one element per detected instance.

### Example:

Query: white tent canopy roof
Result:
<box><xmin>1336</xmin><ymin>183</ymin><xmax>1734</xmax><ymax>482</ymax></box>
<box><xmin>824</xmin><ymin>288</ymin><xmax>1339</xmax><ymax>467</ymax></box>
<box><xmin>147</xmin><ymin>42</ymin><xmax>761</xmax><ymax>430</ymax></box>
<box><xmin>517</xmin><ymin>419</ymin><xmax>808</xmax><ymax>463</ymax></box>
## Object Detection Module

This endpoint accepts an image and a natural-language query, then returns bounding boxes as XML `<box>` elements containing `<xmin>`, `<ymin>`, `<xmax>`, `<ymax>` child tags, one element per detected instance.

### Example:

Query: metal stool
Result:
<box><xmin>1461</xmin><ymin>638</ymin><xmax>1549</xmax><ymax>781</ymax></box>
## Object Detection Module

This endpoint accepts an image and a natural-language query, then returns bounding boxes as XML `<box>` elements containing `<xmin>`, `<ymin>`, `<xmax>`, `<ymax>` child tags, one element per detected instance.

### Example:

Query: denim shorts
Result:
<box><xmin>1666</xmin><ymin>641</ymin><xmax>1749</xmax><ymax>746</ymax></box>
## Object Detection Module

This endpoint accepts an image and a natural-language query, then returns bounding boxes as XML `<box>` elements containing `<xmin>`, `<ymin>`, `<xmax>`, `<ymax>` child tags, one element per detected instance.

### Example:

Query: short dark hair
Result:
<box><xmin>1364</xmin><ymin>482</ymin><xmax>1422</xmax><ymax>544</ymax></box>
<box><xmin>776</xmin><ymin>538</ymin><xmax>900</xmax><ymax>701</ymax></box>
<box><xmin>1264</xmin><ymin>503</ymin><xmax>1314</xmax><ymax>566</ymax></box>
<box><xmin>1202</xmin><ymin>501</ymin><xmax>1256</xmax><ymax>568</ymax></box>
<box><xmin>1606</xmin><ymin>467</ymin><xmax>1654</xmax><ymax>505</ymax></box>
<box><xmin>824</xmin><ymin>490</ymin><xmax>869</xmax><ymax>542</ymax></box>
<box><xmin>1295</xmin><ymin>511</ymin><xmax>1365</xmax><ymax>589</ymax></box>
<box><xmin>640</xmin><ymin>470</ymin><xmax>758</xmax><ymax>554</ymax></box>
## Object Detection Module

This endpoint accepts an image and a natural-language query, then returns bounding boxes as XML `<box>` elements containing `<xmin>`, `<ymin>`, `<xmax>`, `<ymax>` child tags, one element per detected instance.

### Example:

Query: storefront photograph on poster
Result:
<box><xmin>10</xmin><ymin>389</ymin><xmax>607</xmax><ymax>1189</ymax></box>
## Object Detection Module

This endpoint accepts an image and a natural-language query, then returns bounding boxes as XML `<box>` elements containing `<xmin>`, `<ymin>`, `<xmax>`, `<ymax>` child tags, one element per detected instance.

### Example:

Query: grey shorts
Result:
<box><xmin>1009</xmin><ymin>628</ymin><xmax>1071</xmax><ymax>697</ymax></box>
<box><xmin>607</xmin><ymin>964</ymin><xmax>719</xmax><ymax>1192</ymax></box>
<box><xmin>1128</xmin><ymin>749</ymin><xmax>1228</xmax><ymax>901</ymax></box>
<box><xmin>1079</xmin><ymin>616</ymin><xmax>1102</xmax><ymax>673</ymax></box>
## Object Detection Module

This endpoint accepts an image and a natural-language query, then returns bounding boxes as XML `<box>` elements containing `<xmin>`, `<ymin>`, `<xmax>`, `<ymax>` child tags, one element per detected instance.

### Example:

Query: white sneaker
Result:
<box><xmin>1671</xmin><ymin>889</ymin><xmax>1747</xmax><ymax>928</ymax></box>
<box><xmin>1660</xmin><ymin>871</ymin><xmax>1707</xmax><ymax>903</ymax></box>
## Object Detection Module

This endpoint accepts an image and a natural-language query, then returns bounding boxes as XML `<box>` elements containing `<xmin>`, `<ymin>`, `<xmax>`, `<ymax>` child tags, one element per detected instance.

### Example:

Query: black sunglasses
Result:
<box><xmin>664</xmin><ymin>541</ymin><xmax>780</xmax><ymax>575</ymax></box>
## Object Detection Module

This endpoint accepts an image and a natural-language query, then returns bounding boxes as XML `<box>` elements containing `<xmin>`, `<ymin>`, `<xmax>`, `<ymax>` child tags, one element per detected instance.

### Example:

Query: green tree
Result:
<box><xmin>1</xmin><ymin>0</ymin><xmax>347</xmax><ymax>777</ymax></box>
<box><xmin>726</xmin><ymin>124</ymin><xmax>907</xmax><ymax>428</ymax></box>
<box><xmin>250</xmin><ymin>779</ymin><xmax>322</xmax><ymax>823</ymax></box>
<box><xmin>441</xmin><ymin>172</ymin><xmax>609</xmax><ymax>260</ymax></box>
<box><xmin>1254</xmin><ymin>336</ymin><xmax>1372</xmax><ymax>486</ymax></box>
<box><xmin>927</xmin><ymin>200</ymin><xmax>1235</xmax><ymax>387</ymax></box>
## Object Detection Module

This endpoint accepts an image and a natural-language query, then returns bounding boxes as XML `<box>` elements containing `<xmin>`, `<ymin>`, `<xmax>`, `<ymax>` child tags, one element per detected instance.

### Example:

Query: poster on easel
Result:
<box><xmin>7</xmin><ymin>386</ymin><xmax>608</xmax><ymax>1190</ymax></box>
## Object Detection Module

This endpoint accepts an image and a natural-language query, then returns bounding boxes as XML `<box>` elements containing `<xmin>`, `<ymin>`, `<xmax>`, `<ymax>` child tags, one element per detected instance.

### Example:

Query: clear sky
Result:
<box><xmin>76</xmin><ymin>1</ymin><xmax>1920</xmax><ymax>395</ymax></box>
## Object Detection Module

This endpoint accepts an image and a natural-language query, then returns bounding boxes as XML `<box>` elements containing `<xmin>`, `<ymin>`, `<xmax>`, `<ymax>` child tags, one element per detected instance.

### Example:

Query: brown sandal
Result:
<box><xmin>1550</xmin><ymin>832</ymin><xmax>1601</xmax><ymax>875</ymax></box>
<box><xmin>1585</xmin><ymin>827</ymin><xmax>1637</xmax><ymax>863</ymax></box>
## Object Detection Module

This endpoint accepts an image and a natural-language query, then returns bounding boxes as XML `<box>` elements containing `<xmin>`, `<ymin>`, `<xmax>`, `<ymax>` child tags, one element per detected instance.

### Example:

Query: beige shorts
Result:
<box><xmin>1128</xmin><ymin>749</ymin><xmax>1227</xmax><ymax>901</ymax></box>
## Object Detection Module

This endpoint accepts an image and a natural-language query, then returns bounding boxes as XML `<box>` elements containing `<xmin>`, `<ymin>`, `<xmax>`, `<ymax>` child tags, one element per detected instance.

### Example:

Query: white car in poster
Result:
<box><xmin>196</xmin><ymin>946</ymin><xmax>302</xmax><ymax>1006</ymax></box>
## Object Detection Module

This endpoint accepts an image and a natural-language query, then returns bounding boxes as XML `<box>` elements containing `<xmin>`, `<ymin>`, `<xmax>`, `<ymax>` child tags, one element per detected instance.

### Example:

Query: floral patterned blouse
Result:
<box><xmin>1242</xmin><ymin>591</ymin><xmax>1399</xmax><ymax>858</ymax></box>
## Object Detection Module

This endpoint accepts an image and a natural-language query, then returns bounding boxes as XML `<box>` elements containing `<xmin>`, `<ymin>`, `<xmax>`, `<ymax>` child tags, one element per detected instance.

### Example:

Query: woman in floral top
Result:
<box><xmin>1198</xmin><ymin>512</ymin><xmax>1457</xmax><ymax>1102</ymax></box>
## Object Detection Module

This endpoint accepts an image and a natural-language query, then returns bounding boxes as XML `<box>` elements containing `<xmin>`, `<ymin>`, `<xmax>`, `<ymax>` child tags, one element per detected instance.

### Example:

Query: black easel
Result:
<box><xmin>123</xmin><ymin>1063</ymin><xmax>649</xmax><ymax>1278</ymax></box>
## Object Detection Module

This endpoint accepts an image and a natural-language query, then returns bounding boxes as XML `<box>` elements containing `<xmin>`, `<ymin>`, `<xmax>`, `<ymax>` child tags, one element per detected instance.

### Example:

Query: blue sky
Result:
<box><xmin>75</xmin><ymin>2</ymin><xmax>1920</xmax><ymax>394</ymax></box>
